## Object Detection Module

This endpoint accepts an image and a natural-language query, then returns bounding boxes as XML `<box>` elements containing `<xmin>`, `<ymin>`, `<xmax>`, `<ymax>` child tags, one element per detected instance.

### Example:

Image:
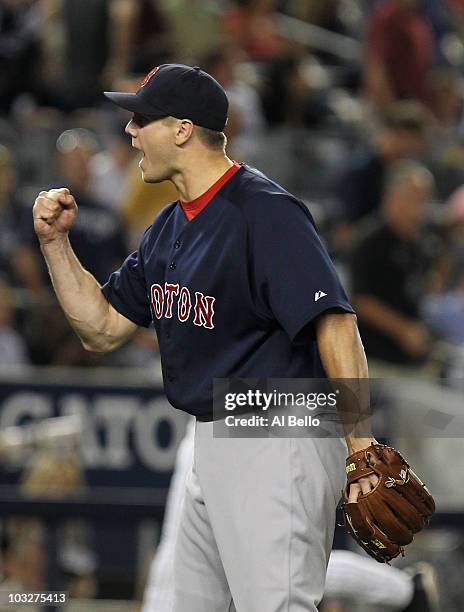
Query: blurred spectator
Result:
<box><xmin>17</xmin><ymin>447</ymin><xmax>97</xmax><ymax>598</ymax></box>
<box><xmin>283</xmin><ymin>0</ymin><xmax>348</xmax><ymax>35</ymax></box>
<box><xmin>39</xmin><ymin>0</ymin><xmax>171</xmax><ymax>111</ymax></box>
<box><xmin>421</xmin><ymin>0</ymin><xmax>450</xmax><ymax>53</ymax></box>
<box><xmin>17</xmin><ymin>128</ymin><xmax>127</xmax><ymax>291</ymax></box>
<box><xmin>445</xmin><ymin>0</ymin><xmax>464</xmax><ymax>58</ymax></box>
<box><xmin>38</xmin><ymin>0</ymin><xmax>112</xmax><ymax>110</ymax></box>
<box><xmin>423</xmin><ymin>290</ymin><xmax>464</xmax><ymax>347</ymax></box>
<box><xmin>160</xmin><ymin>0</ymin><xmax>221</xmax><ymax>64</ymax></box>
<box><xmin>427</xmin><ymin>69</ymin><xmax>463</xmax><ymax>135</ymax></box>
<box><xmin>334</xmin><ymin>101</ymin><xmax>428</xmax><ymax>252</ymax></box>
<box><xmin>203</xmin><ymin>48</ymin><xmax>265</xmax><ymax>160</ymax></box>
<box><xmin>0</xmin><ymin>279</ymin><xmax>29</xmax><ymax>368</ymax></box>
<box><xmin>101</xmin><ymin>0</ymin><xmax>138</xmax><ymax>88</ymax></box>
<box><xmin>13</xmin><ymin>129</ymin><xmax>128</xmax><ymax>365</ymax></box>
<box><xmin>122</xmin><ymin>0</ymin><xmax>172</xmax><ymax>75</ymax></box>
<box><xmin>424</xmin><ymin>69</ymin><xmax>464</xmax><ymax>189</ymax></box>
<box><xmin>222</xmin><ymin>0</ymin><xmax>283</xmax><ymax>62</ymax></box>
<box><xmin>422</xmin><ymin>184</ymin><xmax>464</xmax><ymax>346</ymax></box>
<box><xmin>448</xmin><ymin>0</ymin><xmax>464</xmax><ymax>30</ymax></box>
<box><xmin>0</xmin><ymin>0</ymin><xmax>41</xmax><ymax>113</ymax></box>
<box><xmin>364</xmin><ymin>0</ymin><xmax>435</xmax><ymax>110</ymax></box>
<box><xmin>0</xmin><ymin>144</ymin><xmax>24</xmax><ymax>283</ymax></box>
<box><xmin>443</xmin><ymin>185</ymin><xmax>464</xmax><ymax>289</ymax></box>
<box><xmin>21</xmin><ymin>448</ymin><xmax>84</xmax><ymax>497</ymax></box>
<box><xmin>261</xmin><ymin>53</ymin><xmax>333</xmax><ymax>127</ymax></box>
<box><xmin>350</xmin><ymin>160</ymin><xmax>436</xmax><ymax>366</ymax></box>
<box><xmin>0</xmin><ymin>445</ymin><xmax>97</xmax><ymax>603</ymax></box>
<box><xmin>0</xmin><ymin>529</ymin><xmax>44</xmax><ymax>599</ymax></box>
<box><xmin>89</xmin><ymin>126</ymin><xmax>136</xmax><ymax>210</ymax></box>
<box><xmin>121</xmin><ymin>161</ymin><xmax>177</xmax><ymax>247</ymax></box>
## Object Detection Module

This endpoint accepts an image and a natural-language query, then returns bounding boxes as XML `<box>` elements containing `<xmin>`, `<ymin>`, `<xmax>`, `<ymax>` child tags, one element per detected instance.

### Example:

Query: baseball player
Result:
<box><xmin>33</xmin><ymin>64</ymin><xmax>432</xmax><ymax>611</ymax></box>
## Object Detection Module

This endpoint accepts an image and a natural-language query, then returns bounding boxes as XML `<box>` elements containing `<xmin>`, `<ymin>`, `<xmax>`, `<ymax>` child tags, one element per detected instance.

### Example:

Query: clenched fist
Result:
<box><xmin>33</xmin><ymin>188</ymin><xmax>78</xmax><ymax>245</ymax></box>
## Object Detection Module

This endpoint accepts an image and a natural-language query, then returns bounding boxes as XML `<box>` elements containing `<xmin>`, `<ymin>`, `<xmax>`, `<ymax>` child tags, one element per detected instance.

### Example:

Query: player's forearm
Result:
<box><xmin>315</xmin><ymin>313</ymin><xmax>367</xmax><ymax>378</ymax></box>
<box><xmin>315</xmin><ymin>312</ymin><xmax>374</xmax><ymax>453</ymax></box>
<box><xmin>41</xmin><ymin>238</ymin><xmax>115</xmax><ymax>352</ymax></box>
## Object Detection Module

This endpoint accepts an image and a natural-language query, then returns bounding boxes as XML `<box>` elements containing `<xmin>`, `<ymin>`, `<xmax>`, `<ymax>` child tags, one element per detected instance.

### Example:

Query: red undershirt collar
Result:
<box><xmin>180</xmin><ymin>161</ymin><xmax>241</xmax><ymax>221</ymax></box>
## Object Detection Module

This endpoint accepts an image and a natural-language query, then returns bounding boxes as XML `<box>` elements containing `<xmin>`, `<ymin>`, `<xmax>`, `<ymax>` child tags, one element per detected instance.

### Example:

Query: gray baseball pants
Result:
<box><xmin>172</xmin><ymin>419</ymin><xmax>346</xmax><ymax>612</ymax></box>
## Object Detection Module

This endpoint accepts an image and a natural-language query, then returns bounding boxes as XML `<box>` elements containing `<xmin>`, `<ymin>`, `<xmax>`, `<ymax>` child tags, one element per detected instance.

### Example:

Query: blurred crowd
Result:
<box><xmin>4</xmin><ymin>2</ymin><xmax>464</xmax><ymax>607</ymax></box>
<box><xmin>2</xmin><ymin>0</ymin><xmax>464</xmax><ymax>380</ymax></box>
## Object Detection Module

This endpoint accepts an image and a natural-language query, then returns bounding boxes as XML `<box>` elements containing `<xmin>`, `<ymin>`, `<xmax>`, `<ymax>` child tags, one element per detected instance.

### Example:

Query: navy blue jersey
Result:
<box><xmin>102</xmin><ymin>164</ymin><xmax>354</xmax><ymax>417</ymax></box>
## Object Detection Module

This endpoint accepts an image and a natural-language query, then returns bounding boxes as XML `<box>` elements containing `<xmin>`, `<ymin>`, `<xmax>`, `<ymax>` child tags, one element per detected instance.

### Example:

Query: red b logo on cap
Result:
<box><xmin>140</xmin><ymin>66</ymin><xmax>159</xmax><ymax>88</ymax></box>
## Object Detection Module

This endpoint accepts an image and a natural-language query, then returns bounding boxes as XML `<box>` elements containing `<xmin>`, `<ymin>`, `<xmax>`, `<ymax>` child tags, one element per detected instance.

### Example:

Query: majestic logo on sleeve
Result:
<box><xmin>314</xmin><ymin>290</ymin><xmax>327</xmax><ymax>302</ymax></box>
<box><xmin>150</xmin><ymin>282</ymin><xmax>215</xmax><ymax>329</ymax></box>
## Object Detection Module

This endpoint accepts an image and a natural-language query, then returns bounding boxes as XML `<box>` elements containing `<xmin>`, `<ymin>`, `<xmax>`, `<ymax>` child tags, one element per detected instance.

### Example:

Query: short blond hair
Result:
<box><xmin>195</xmin><ymin>126</ymin><xmax>227</xmax><ymax>151</ymax></box>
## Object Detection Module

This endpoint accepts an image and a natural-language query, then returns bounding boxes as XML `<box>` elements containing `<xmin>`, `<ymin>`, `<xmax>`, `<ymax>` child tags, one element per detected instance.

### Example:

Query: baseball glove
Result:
<box><xmin>341</xmin><ymin>443</ymin><xmax>435</xmax><ymax>563</ymax></box>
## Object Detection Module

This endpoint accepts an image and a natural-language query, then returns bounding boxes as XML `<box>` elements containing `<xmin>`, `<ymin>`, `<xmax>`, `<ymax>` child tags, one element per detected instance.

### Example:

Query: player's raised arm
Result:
<box><xmin>33</xmin><ymin>187</ymin><xmax>137</xmax><ymax>352</ymax></box>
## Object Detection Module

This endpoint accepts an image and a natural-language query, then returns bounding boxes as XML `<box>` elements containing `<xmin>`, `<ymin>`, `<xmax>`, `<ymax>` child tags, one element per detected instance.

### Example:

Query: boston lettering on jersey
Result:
<box><xmin>101</xmin><ymin>163</ymin><xmax>354</xmax><ymax>418</ymax></box>
<box><xmin>150</xmin><ymin>282</ymin><xmax>215</xmax><ymax>329</ymax></box>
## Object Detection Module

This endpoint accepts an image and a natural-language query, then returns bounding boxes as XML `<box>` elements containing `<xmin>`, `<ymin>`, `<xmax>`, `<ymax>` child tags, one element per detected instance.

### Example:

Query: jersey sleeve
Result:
<box><xmin>250</xmin><ymin>195</ymin><xmax>355</xmax><ymax>341</ymax></box>
<box><xmin>101</xmin><ymin>227</ymin><xmax>151</xmax><ymax>328</ymax></box>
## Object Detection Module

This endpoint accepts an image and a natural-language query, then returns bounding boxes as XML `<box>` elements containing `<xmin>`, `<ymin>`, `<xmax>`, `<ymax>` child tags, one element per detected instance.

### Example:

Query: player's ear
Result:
<box><xmin>174</xmin><ymin>119</ymin><xmax>194</xmax><ymax>146</ymax></box>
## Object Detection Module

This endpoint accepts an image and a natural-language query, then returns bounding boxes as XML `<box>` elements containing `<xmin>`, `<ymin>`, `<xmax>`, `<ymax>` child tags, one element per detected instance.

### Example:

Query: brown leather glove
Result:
<box><xmin>341</xmin><ymin>443</ymin><xmax>435</xmax><ymax>563</ymax></box>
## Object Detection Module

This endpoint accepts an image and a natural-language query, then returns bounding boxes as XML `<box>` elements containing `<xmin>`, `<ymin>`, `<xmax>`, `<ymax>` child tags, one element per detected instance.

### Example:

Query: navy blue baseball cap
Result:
<box><xmin>104</xmin><ymin>64</ymin><xmax>229</xmax><ymax>132</ymax></box>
